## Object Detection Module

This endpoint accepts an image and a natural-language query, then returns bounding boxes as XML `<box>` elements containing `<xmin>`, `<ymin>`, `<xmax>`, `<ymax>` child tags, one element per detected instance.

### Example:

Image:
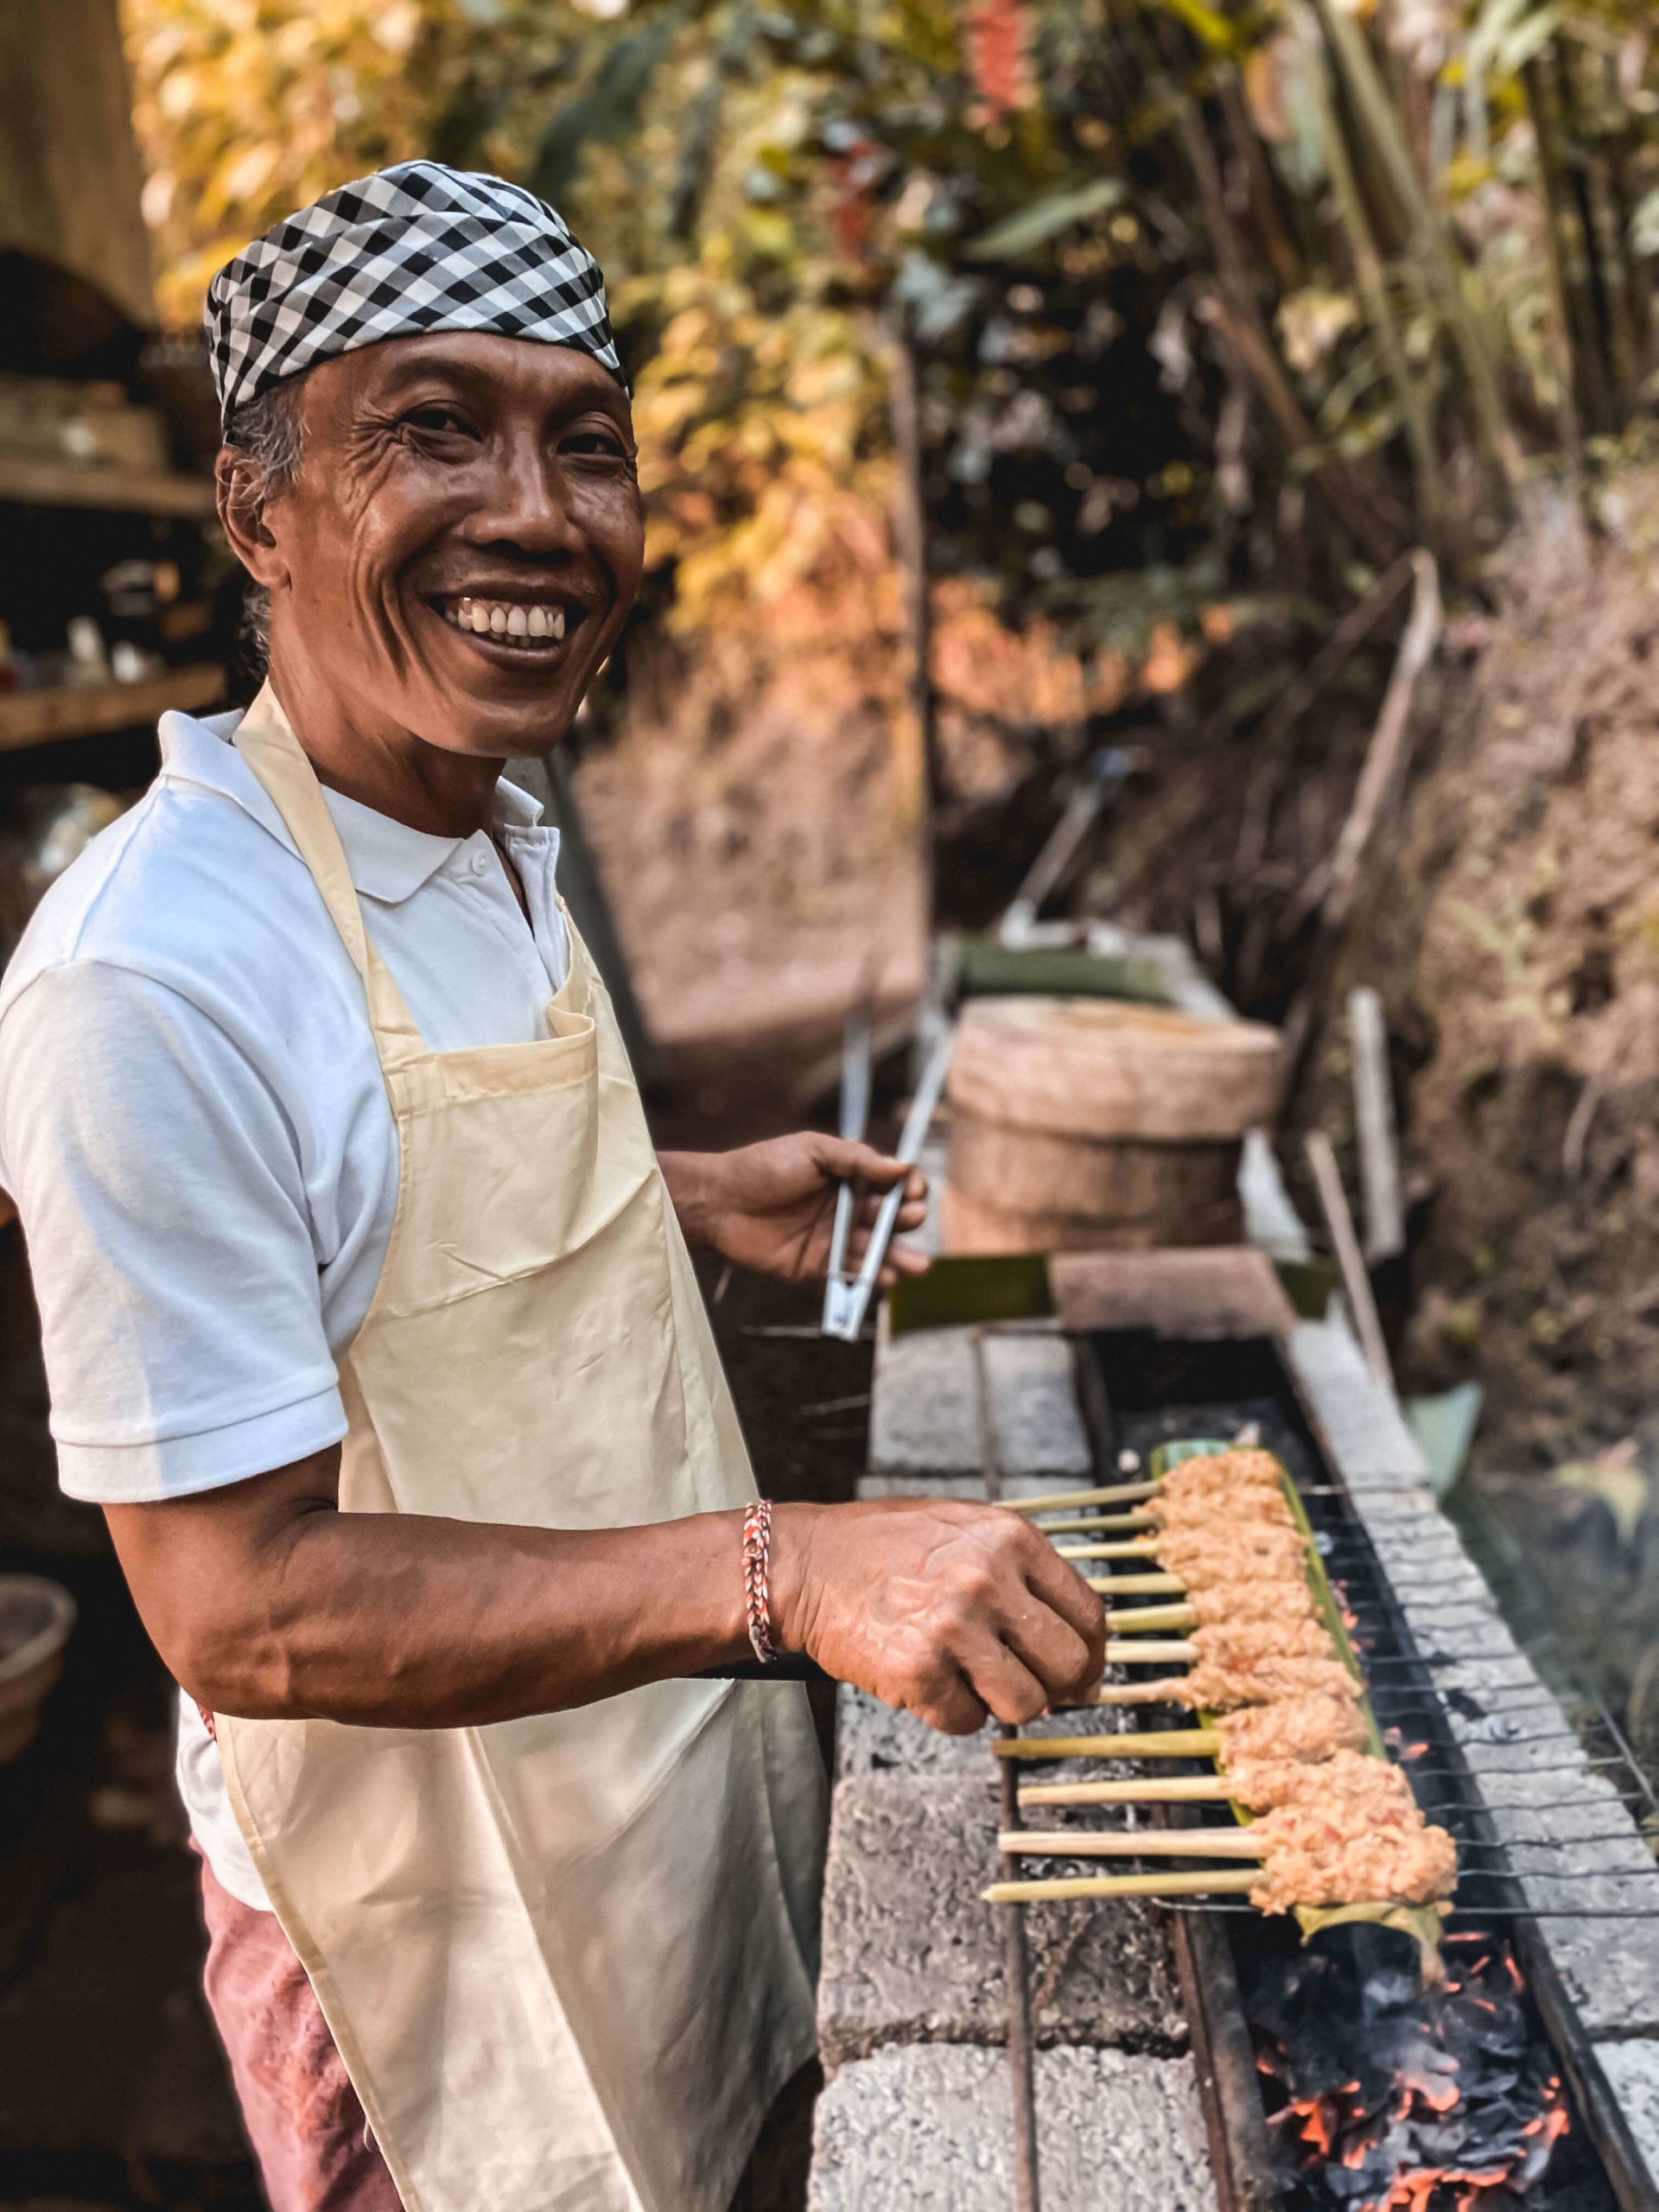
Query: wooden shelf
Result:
<box><xmin>0</xmin><ymin>452</ymin><xmax>217</xmax><ymax>520</ymax></box>
<box><xmin>0</xmin><ymin>664</ymin><xmax>226</xmax><ymax>753</ymax></box>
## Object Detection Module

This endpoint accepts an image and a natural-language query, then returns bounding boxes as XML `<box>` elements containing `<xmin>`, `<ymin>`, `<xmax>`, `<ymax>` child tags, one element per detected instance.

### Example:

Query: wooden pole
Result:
<box><xmin>887</xmin><ymin>321</ymin><xmax>943</xmax><ymax>932</ymax></box>
<box><xmin>1305</xmin><ymin>1129</ymin><xmax>1394</xmax><ymax>1390</ymax></box>
<box><xmin>1348</xmin><ymin>985</ymin><xmax>1404</xmax><ymax>1265</ymax></box>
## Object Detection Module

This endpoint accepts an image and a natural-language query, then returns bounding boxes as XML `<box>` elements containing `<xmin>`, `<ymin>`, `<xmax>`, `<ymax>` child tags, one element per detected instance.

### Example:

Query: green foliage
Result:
<box><xmin>125</xmin><ymin>0</ymin><xmax>1659</xmax><ymax>657</ymax></box>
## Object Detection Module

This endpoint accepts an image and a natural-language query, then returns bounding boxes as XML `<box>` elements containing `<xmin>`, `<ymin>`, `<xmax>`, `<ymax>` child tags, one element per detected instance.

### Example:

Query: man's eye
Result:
<box><xmin>562</xmin><ymin>430</ymin><xmax>630</xmax><ymax>460</ymax></box>
<box><xmin>404</xmin><ymin>406</ymin><xmax>474</xmax><ymax>436</ymax></box>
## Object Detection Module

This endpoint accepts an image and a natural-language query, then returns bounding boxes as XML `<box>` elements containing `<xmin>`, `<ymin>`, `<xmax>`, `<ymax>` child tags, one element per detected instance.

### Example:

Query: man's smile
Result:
<box><xmin>428</xmin><ymin>589</ymin><xmax>583</xmax><ymax>660</ymax></box>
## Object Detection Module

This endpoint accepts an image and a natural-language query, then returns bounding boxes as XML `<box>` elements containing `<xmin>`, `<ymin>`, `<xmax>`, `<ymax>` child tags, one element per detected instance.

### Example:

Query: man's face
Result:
<box><xmin>253</xmin><ymin>331</ymin><xmax>644</xmax><ymax>760</ymax></box>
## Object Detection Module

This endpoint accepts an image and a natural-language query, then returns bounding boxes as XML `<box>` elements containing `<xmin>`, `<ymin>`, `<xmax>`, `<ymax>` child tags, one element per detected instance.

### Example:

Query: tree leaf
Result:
<box><xmin>960</xmin><ymin>175</ymin><xmax>1125</xmax><ymax>262</ymax></box>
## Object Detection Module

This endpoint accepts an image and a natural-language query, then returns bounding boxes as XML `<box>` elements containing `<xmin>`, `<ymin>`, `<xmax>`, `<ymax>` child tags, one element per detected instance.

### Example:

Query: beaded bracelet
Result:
<box><xmin>741</xmin><ymin>1498</ymin><xmax>779</xmax><ymax>1665</ymax></box>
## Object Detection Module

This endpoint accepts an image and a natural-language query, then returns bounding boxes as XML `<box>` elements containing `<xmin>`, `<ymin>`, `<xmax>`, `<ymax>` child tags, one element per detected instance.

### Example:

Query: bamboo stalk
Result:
<box><xmin>1091</xmin><ymin>1573</ymin><xmax>1184</xmax><ymax>1597</ymax></box>
<box><xmin>994</xmin><ymin>1729</ymin><xmax>1221</xmax><ymax>1761</ymax></box>
<box><xmin>1019</xmin><ymin>1777</ymin><xmax>1231</xmax><ymax>1808</ymax></box>
<box><xmin>985</xmin><ymin>1869</ymin><xmax>1258</xmax><ymax>1904</ymax></box>
<box><xmin>999</xmin><ymin>1827</ymin><xmax>1265</xmax><ymax>1859</ymax></box>
<box><xmin>1036</xmin><ymin>1512</ymin><xmax>1157</xmax><ymax>1536</ymax></box>
<box><xmin>1011</xmin><ymin>1481</ymin><xmax>1158</xmax><ymax>1514</ymax></box>
<box><xmin>1054</xmin><ymin>1541</ymin><xmax>1160</xmax><ymax>1560</ymax></box>
<box><xmin>1091</xmin><ymin>1600</ymin><xmax>1198</xmax><ymax>1631</ymax></box>
<box><xmin>1102</xmin><ymin>1641</ymin><xmax>1198</xmax><ymax>1667</ymax></box>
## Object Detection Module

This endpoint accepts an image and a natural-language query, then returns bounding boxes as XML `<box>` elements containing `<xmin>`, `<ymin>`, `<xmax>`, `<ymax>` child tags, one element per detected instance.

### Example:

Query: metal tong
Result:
<box><xmin>821</xmin><ymin>1014</ymin><xmax>953</xmax><ymax>1343</ymax></box>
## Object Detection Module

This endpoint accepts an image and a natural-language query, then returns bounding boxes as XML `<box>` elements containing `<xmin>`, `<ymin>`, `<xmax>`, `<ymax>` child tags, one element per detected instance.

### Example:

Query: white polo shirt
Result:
<box><xmin>0</xmin><ymin>705</ymin><xmax>571</xmax><ymax>1908</ymax></box>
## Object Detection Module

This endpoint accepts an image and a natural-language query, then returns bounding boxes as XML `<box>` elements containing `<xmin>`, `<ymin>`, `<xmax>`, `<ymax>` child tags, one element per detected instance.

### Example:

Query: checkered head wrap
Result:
<box><xmin>206</xmin><ymin>161</ymin><xmax>622</xmax><ymax>430</ymax></box>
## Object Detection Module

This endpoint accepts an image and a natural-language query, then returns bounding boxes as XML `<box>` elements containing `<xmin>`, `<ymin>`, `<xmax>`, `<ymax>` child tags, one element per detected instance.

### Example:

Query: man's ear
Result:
<box><xmin>215</xmin><ymin>450</ymin><xmax>290</xmax><ymax>590</ymax></box>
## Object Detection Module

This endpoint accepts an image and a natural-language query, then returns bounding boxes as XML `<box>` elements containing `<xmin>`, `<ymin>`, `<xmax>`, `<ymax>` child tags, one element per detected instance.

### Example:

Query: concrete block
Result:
<box><xmin>1592</xmin><ymin>2041</ymin><xmax>1659</xmax><ymax>2196</ymax></box>
<box><xmin>808</xmin><ymin>2042</ymin><xmax>1217</xmax><ymax>2212</ymax></box>
<box><xmin>818</xmin><ymin>1777</ymin><xmax>1183</xmax><ymax>2069</ymax></box>
<box><xmin>835</xmin><ymin>1683</ymin><xmax>1136</xmax><ymax>1784</ymax></box>
<box><xmin>1286</xmin><ymin>1318</ymin><xmax>1430</xmax><ymax>1486</ymax></box>
<box><xmin>868</xmin><ymin>1317</ymin><xmax>1091</xmax><ymax>1480</ymax></box>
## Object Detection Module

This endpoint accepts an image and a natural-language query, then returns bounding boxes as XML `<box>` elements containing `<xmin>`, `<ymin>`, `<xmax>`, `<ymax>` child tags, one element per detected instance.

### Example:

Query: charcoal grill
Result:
<box><xmin>984</xmin><ymin>1325</ymin><xmax>1659</xmax><ymax>2212</ymax></box>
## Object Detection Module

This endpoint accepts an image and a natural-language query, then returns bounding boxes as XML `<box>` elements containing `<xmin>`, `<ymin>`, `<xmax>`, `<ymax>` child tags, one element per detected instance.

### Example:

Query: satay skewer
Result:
<box><xmin>987</xmin><ymin>1869</ymin><xmax>1258</xmax><ymax>1903</ymax></box>
<box><xmin>995</xmin><ymin>1729</ymin><xmax>1222</xmax><ymax>1760</ymax></box>
<box><xmin>998</xmin><ymin>1828</ymin><xmax>1267</xmax><ymax>1859</ymax></box>
<box><xmin>1094</xmin><ymin>1602</ymin><xmax>1198</xmax><ymax>1630</ymax></box>
<box><xmin>1008</xmin><ymin>1481</ymin><xmax>1160</xmax><ymax>1513</ymax></box>
<box><xmin>1018</xmin><ymin>1776</ymin><xmax>1230</xmax><ymax>1808</ymax></box>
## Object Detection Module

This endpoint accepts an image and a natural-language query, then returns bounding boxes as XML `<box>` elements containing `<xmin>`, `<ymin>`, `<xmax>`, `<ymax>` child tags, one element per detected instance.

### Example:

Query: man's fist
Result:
<box><xmin>769</xmin><ymin>1497</ymin><xmax>1105</xmax><ymax>1732</ymax></box>
<box><xmin>663</xmin><ymin>1135</ymin><xmax>929</xmax><ymax>1287</ymax></box>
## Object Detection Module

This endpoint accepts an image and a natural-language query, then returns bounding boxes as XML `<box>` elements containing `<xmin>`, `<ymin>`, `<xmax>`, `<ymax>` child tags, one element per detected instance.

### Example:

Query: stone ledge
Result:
<box><xmin>808</xmin><ymin>2042</ymin><xmax>1217</xmax><ymax>2212</ymax></box>
<box><xmin>818</xmin><ymin>1777</ymin><xmax>1184</xmax><ymax>2070</ymax></box>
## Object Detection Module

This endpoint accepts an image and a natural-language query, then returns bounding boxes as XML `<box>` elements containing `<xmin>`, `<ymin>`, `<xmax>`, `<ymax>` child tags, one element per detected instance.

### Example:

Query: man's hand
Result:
<box><xmin>769</xmin><ymin>1497</ymin><xmax>1106</xmax><ymax>1732</ymax></box>
<box><xmin>662</xmin><ymin>1135</ymin><xmax>929</xmax><ymax>1287</ymax></box>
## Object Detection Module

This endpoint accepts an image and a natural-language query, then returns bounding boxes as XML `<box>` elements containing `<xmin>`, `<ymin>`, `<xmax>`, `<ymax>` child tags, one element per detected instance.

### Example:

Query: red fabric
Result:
<box><xmin>197</xmin><ymin>1850</ymin><xmax>403</xmax><ymax>2212</ymax></box>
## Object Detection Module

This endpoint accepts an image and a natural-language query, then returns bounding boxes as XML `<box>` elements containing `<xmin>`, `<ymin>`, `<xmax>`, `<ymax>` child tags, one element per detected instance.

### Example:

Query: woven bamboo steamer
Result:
<box><xmin>947</xmin><ymin>1111</ymin><xmax>1241</xmax><ymax>1221</ymax></box>
<box><xmin>946</xmin><ymin>997</ymin><xmax>1282</xmax><ymax>1142</ymax></box>
<box><xmin>941</xmin><ymin>1182</ymin><xmax>1244</xmax><ymax>1257</ymax></box>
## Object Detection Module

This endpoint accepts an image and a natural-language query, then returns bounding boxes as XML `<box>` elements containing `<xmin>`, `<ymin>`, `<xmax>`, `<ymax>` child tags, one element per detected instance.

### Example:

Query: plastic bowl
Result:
<box><xmin>0</xmin><ymin>1573</ymin><xmax>77</xmax><ymax>1764</ymax></box>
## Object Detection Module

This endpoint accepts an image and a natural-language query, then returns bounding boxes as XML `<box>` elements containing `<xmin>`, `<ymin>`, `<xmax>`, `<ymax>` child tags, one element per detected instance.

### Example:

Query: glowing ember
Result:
<box><xmin>1245</xmin><ymin>1925</ymin><xmax>1573</xmax><ymax>2209</ymax></box>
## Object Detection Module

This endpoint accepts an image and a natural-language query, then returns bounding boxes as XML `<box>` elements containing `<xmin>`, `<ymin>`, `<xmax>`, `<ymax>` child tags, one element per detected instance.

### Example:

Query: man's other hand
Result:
<box><xmin>663</xmin><ymin>1135</ymin><xmax>929</xmax><ymax>1287</ymax></box>
<box><xmin>769</xmin><ymin>1497</ymin><xmax>1106</xmax><ymax>1732</ymax></box>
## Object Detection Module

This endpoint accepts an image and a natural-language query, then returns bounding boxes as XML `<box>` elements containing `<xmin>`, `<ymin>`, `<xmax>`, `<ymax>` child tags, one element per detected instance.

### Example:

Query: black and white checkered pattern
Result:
<box><xmin>206</xmin><ymin>162</ymin><xmax>622</xmax><ymax>429</ymax></box>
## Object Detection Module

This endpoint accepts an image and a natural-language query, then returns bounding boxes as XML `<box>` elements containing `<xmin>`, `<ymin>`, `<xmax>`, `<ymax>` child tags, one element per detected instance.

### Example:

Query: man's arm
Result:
<box><xmin>105</xmin><ymin>1455</ymin><xmax>1103</xmax><ymax>1737</ymax></box>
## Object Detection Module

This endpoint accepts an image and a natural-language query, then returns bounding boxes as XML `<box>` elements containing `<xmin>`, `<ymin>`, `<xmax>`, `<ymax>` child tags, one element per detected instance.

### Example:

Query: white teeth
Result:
<box><xmin>446</xmin><ymin>596</ymin><xmax>568</xmax><ymax>646</ymax></box>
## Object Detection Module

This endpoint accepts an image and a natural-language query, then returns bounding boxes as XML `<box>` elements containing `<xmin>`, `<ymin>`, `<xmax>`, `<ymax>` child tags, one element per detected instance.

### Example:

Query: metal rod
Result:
<box><xmin>999</xmin><ymin>1732</ymin><xmax>1043</xmax><ymax>2212</ymax></box>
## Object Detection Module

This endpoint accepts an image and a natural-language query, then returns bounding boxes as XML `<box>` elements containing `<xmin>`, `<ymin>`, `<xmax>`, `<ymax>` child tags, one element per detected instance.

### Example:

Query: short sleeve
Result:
<box><xmin>0</xmin><ymin>960</ymin><xmax>346</xmax><ymax>1500</ymax></box>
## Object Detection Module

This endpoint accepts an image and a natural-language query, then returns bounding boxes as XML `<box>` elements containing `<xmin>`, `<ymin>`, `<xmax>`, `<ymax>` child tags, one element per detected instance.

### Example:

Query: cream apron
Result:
<box><xmin>213</xmin><ymin>687</ymin><xmax>827</xmax><ymax>2212</ymax></box>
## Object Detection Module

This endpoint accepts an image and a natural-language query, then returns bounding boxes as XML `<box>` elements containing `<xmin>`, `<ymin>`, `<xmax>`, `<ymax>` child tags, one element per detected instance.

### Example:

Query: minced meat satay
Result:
<box><xmin>1159</xmin><ymin>1448</ymin><xmax>1285</xmax><ymax>1495</ymax></box>
<box><xmin>1160</xmin><ymin>1654</ymin><xmax>1362</xmax><ymax>1711</ymax></box>
<box><xmin>1190</xmin><ymin>1618</ymin><xmax>1334</xmax><ymax>1665</ymax></box>
<box><xmin>1217</xmin><ymin>1693</ymin><xmax>1370</xmax><ymax>1763</ymax></box>
<box><xmin>1158</xmin><ymin>1465</ymin><xmax>1287</xmax><ymax>1514</ymax></box>
<box><xmin>1154</xmin><ymin>1524</ymin><xmax>1310</xmax><ymax>1578</ymax></box>
<box><xmin>1224</xmin><ymin>1747</ymin><xmax>1418</xmax><ymax>1822</ymax></box>
<box><xmin>1246</xmin><ymin>1811</ymin><xmax>1457</xmax><ymax>1915</ymax></box>
<box><xmin>1182</xmin><ymin>1578</ymin><xmax>1320</xmax><ymax>1627</ymax></box>
<box><xmin>1173</xmin><ymin>1557</ymin><xmax>1312</xmax><ymax>1599</ymax></box>
<box><xmin>1154</xmin><ymin>1487</ymin><xmax>1297</xmax><ymax>1535</ymax></box>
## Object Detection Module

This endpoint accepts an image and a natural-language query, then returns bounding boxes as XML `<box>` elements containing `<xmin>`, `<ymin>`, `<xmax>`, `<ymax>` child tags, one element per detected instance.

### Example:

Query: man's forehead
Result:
<box><xmin>327</xmin><ymin>331</ymin><xmax>633</xmax><ymax>411</ymax></box>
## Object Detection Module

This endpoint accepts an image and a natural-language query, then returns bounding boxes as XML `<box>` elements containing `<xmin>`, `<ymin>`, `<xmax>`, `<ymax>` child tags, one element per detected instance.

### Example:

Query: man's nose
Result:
<box><xmin>465</xmin><ymin>439</ymin><xmax>583</xmax><ymax>554</ymax></box>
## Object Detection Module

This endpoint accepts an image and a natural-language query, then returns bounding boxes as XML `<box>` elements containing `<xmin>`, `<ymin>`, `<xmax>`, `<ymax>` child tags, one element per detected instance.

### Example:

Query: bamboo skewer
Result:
<box><xmin>999</xmin><ymin>1828</ymin><xmax>1265</xmax><ymax>1859</ymax></box>
<box><xmin>1093</xmin><ymin>1601</ymin><xmax>1198</xmax><ymax>1631</ymax></box>
<box><xmin>1055</xmin><ymin>1540</ymin><xmax>1160</xmax><ymax>1560</ymax></box>
<box><xmin>1102</xmin><ymin>1640</ymin><xmax>1198</xmax><ymax>1666</ymax></box>
<box><xmin>1019</xmin><ymin>1777</ymin><xmax>1232</xmax><ymax>1808</ymax></box>
<box><xmin>1038</xmin><ymin>1511</ymin><xmax>1156</xmax><ymax>1536</ymax></box>
<box><xmin>1009</xmin><ymin>1481</ymin><xmax>1158</xmax><ymax>1513</ymax></box>
<box><xmin>1090</xmin><ymin>1573</ymin><xmax>1184</xmax><ymax>1596</ymax></box>
<box><xmin>994</xmin><ymin>1729</ymin><xmax>1222</xmax><ymax>1760</ymax></box>
<box><xmin>986</xmin><ymin>1869</ymin><xmax>1258</xmax><ymax>1904</ymax></box>
<box><xmin>1079</xmin><ymin>1678</ymin><xmax>1197</xmax><ymax>1707</ymax></box>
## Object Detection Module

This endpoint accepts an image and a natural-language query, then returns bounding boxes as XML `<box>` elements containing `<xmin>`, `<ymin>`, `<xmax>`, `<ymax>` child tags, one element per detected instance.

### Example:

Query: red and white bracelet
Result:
<box><xmin>741</xmin><ymin>1497</ymin><xmax>779</xmax><ymax>1664</ymax></box>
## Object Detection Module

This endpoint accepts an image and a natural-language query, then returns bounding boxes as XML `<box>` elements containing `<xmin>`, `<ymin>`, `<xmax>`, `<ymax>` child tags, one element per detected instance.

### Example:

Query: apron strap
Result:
<box><xmin>233</xmin><ymin>683</ymin><xmax>427</xmax><ymax>1068</ymax></box>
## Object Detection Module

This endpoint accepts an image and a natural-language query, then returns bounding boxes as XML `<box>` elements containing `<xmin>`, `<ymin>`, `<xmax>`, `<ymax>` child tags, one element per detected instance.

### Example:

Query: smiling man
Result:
<box><xmin>0</xmin><ymin>166</ymin><xmax>1103</xmax><ymax>2212</ymax></box>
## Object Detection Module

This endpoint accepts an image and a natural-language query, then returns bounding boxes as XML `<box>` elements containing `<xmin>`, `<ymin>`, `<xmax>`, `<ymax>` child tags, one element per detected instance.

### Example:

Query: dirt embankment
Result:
<box><xmin>1330</xmin><ymin>480</ymin><xmax>1659</xmax><ymax>1470</ymax></box>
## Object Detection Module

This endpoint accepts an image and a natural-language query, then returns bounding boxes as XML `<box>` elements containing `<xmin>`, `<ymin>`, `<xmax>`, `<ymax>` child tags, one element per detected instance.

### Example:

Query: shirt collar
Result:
<box><xmin>156</xmin><ymin>705</ymin><xmax>550</xmax><ymax>906</ymax></box>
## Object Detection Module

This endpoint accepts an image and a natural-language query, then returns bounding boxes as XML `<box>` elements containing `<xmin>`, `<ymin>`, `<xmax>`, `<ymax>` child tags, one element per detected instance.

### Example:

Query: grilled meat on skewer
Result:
<box><xmin>1223</xmin><ymin>1746</ymin><xmax>1418</xmax><ymax>1821</ymax></box>
<box><xmin>1245</xmin><ymin>1804</ymin><xmax>1456</xmax><ymax>1914</ymax></box>
<box><xmin>1180</xmin><ymin>1578</ymin><xmax>1320</xmax><ymax>1627</ymax></box>
<box><xmin>1152</xmin><ymin>1524</ymin><xmax>1311</xmax><ymax>1577</ymax></box>
<box><xmin>1149</xmin><ymin>1654</ymin><xmax>1363</xmax><ymax>1711</ymax></box>
<box><xmin>1217</xmin><ymin>1693</ymin><xmax>1370</xmax><ymax>1762</ymax></box>
<box><xmin>1189</xmin><ymin>1618</ymin><xmax>1335</xmax><ymax>1664</ymax></box>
